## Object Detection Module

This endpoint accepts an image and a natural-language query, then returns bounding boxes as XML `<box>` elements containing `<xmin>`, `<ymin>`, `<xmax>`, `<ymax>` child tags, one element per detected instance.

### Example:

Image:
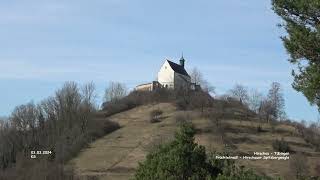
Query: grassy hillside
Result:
<box><xmin>1</xmin><ymin>86</ymin><xmax>318</xmax><ymax>179</ymax></box>
<box><xmin>193</xmin><ymin>116</ymin><xmax>320</xmax><ymax>178</ymax></box>
<box><xmin>69</xmin><ymin>102</ymin><xmax>320</xmax><ymax>180</ymax></box>
<box><xmin>69</xmin><ymin>103</ymin><xmax>178</xmax><ymax>179</ymax></box>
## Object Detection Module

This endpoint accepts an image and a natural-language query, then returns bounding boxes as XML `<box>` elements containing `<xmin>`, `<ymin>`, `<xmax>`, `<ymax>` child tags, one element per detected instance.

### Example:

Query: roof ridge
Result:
<box><xmin>167</xmin><ymin>59</ymin><xmax>178</xmax><ymax>65</ymax></box>
<box><xmin>166</xmin><ymin>59</ymin><xmax>190</xmax><ymax>77</ymax></box>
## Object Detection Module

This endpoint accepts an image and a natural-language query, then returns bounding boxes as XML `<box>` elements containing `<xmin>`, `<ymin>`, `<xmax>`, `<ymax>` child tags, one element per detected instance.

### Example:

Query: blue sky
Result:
<box><xmin>0</xmin><ymin>0</ymin><xmax>318</xmax><ymax>121</ymax></box>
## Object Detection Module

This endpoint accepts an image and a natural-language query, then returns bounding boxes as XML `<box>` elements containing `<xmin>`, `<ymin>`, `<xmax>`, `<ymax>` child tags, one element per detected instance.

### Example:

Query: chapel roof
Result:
<box><xmin>166</xmin><ymin>60</ymin><xmax>190</xmax><ymax>77</ymax></box>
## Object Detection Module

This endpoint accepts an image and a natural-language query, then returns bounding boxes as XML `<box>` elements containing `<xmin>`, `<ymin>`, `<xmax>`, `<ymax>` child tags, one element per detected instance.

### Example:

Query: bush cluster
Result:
<box><xmin>175</xmin><ymin>90</ymin><xmax>214</xmax><ymax>111</ymax></box>
<box><xmin>257</xmin><ymin>125</ymin><xmax>263</xmax><ymax>133</ymax></box>
<box><xmin>134</xmin><ymin>122</ymin><xmax>272</xmax><ymax>180</ymax></box>
<box><xmin>103</xmin><ymin>88</ymin><xmax>174</xmax><ymax>116</ymax></box>
<box><xmin>294</xmin><ymin>122</ymin><xmax>320</xmax><ymax>152</ymax></box>
<box><xmin>150</xmin><ymin>110</ymin><xmax>163</xmax><ymax>123</ymax></box>
<box><xmin>272</xmin><ymin>138</ymin><xmax>290</xmax><ymax>152</ymax></box>
<box><xmin>103</xmin><ymin>88</ymin><xmax>214</xmax><ymax>116</ymax></box>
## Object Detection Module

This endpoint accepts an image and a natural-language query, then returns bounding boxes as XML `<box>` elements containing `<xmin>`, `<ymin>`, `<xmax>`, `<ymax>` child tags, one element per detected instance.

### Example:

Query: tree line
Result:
<box><xmin>226</xmin><ymin>82</ymin><xmax>286</xmax><ymax>123</ymax></box>
<box><xmin>0</xmin><ymin>82</ymin><xmax>120</xmax><ymax>179</ymax></box>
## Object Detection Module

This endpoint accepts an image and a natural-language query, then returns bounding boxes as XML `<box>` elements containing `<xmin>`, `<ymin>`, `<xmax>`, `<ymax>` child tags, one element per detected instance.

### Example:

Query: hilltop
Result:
<box><xmin>0</xmin><ymin>83</ymin><xmax>319</xmax><ymax>180</ymax></box>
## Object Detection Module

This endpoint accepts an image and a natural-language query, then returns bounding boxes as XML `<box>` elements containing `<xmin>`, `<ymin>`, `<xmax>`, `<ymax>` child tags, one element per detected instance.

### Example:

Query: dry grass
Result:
<box><xmin>68</xmin><ymin>103</ymin><xmax>320</xmax><ymax>180</ymax></box>
<box><xmin>192</xmin><ymin>117</ymin><xmax>320</xmax><ymax>179</ymax></box>
<box><xmin>68</xmin><ymin>103</ymin><xmax>179</xmax><ymax>180</ymax></box>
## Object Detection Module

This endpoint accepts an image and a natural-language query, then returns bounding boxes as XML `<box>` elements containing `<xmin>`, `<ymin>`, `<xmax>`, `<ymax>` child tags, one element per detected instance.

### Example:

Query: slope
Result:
<box><xmin>69</xmin><ymin>103</ymin><xmax>179</xmax><ymax>180</ymax></box>
<box><xmin>69</xmin><ymin>102</ymin><xmax>320</xmax><ymax>179</ymax></box>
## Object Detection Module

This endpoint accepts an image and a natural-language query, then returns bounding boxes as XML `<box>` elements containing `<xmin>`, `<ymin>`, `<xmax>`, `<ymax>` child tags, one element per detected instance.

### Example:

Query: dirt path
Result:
<box><xmin>69</xmin><ymin>103</ymin><xmax>178</xmax><ymax>180</ymax></box>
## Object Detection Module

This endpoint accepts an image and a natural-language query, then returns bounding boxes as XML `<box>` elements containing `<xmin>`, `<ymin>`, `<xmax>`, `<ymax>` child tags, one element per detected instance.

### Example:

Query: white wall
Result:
<box><xmin>158</xmin><ymin>60</ymin><xmax>174</xmax><ymax>89</ymax></box>
<box><xmin>135</xmin><ymin>83</ymin><xmax>153</xmax><ymax>91</ymax></box>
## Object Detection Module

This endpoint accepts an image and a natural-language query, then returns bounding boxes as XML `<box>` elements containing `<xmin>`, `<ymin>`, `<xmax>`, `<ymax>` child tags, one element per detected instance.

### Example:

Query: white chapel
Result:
<box><xmin>135</xmin><ymin>55</ymin><xmax>191</xmax><ymax>91</ymax></box>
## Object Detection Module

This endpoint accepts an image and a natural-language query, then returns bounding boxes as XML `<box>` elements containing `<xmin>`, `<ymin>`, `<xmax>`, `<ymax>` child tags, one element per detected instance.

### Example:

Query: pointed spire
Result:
<box><xmin>180</xmin><ymin>52</ymin><xmax>184</xmax><ymax>60</ymax></box>
<box><xmin>179</xmin><ymin>52</ymin><xmax>185</xmax><ymax>67</ymax></box>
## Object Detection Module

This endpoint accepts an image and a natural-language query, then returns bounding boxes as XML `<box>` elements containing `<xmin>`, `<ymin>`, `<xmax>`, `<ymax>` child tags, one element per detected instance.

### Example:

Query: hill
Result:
<box><xmin>69</xmin><ymin>102</ymin><xmax>320</xmax><ymax>180</ymax></box>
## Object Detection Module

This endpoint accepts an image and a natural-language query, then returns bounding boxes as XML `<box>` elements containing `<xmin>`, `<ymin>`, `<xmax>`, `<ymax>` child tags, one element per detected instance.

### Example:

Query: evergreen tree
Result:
<box><xmin>134</xmin><ymin>122</ymin><xmax>218</xmax><ymax>180</ymax></box>
<box><xmin>272</xmin><ymin>0</ymin><xmax>320</xmax><ymax>112</ymax></box>
<box><xmin>134</xmin><ymin>122</ymin><xmax>273</xmax><ymax>180</ymax></box>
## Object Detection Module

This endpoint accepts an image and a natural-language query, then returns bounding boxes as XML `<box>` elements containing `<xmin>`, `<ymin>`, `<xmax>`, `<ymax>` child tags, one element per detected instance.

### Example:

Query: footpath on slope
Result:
<box><xmin>69</xmin><ymin>103</ymin><xmax>178</xmax><ymax>180</ymax></box>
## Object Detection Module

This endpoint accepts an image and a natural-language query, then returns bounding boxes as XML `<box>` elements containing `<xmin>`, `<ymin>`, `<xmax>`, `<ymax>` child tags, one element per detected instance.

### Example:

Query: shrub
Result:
<box><xmin>134</xmin><ymin>122</ymin><xmax>216</xmax><ymax>180</ymax></box>
<box><xmin>150</xmin><ymin>110</ymin><xmax>163</xmax><ymax>123</ymax></box>
<box><xmin>216</xmin><ymin>166</ymin><xmax>272</xmax><ymax>180</ymax></box>
<box><xmin>175</xmin><ymin>97</ymin><xmax>190</xmax><ymax>110</ymax></box>
<box><xmin>257</xmin><ymin>125</ymin><xmax>263</xmax><ymax>133</ymax></box>
<box><xmin>103</xmin><ymin>89</ymin><xmax>174</xmax><ymax>117</ymax></box>
<box><xmin>302</xmin><ymin>127</ymin><xmax>320</xmax><ymax>152</ymax></box>
<box><xmin>175</xmin><ymin>90</ymin><xmax>214</xmax><ymax>111</ymax></box>
<box><xmin>0</xmin><ymin>158</ymin><xmax>79</xmax><ymax>180</ymax></box>
<box><xmin>103</xmin><ymin>100</ymin><xmax>137</xmax><ymax>117</ymax></box>
<box><xmin>293</xmin><ymin>122</ymin><xmax>320</xmax><ymax>152</ymax></box>
<box><xmin>102</xmin><ymin>120</ymin><xmax>121</xmax><ymax>134</ymax></box>
<box><xmin>86</xmin><ymin>119</ymin><xmax>120</xmax><ymax>142</ymax></box>
<box><xmin>103</xmin><ymin>89</ymin><xmax>214</xmax><ymax>115</ymax></box>
<box><xmin>134</xmin><ymin>122</ymin><xmax>271</xmax><ymax>180</ymax></box>
<box><xmin>272</xmin><ymin>138</ymin><xmax>290</xmax><ymax>152</ymax></box>
<box><xmin>189</xmin><ymin>91</ymin><xmax>214</xmax><ymax>113</ymax></box>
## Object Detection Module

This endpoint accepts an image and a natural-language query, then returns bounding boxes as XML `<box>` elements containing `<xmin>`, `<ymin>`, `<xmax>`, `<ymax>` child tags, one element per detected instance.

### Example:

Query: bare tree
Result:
<box><xmin>258</xmin><ymin>99</ymin><xmax>274</xmax><ymax>123</ymax></box>
<box><xmin>0</xmin><ymin>117</ymin><xmax>8</xmax><ymax>129</ymax></box>
<box><xmin>190</xmin><ymin>67</ymin><xmax>215</xmax><ymax>94</ymax></box>
<box><xmin>11</xmin><ymin>102</ymin><xmax>38</xmax><ymax>132</ymax></box>
<box><xmin>228</xmin><ymin>84</ymin><xmax>249</xmax><ymax>104</ymax></box>
<box><xmin>295</xmin><ymin>120</ymin><xmax>306</xmax><ymax>136</ymax></box>
<box><xmin>81</xmin><ymin>82</ymin><xmax>97</xmax><ymax>111</ymax></box>
<box><xmin>55</xmin><ymin>82</ymin><xmax>82</xmax><ymax>129</ymax></box>
<box><xmin>248</xmin><ymin>89</ymin><xmax>264</xmax><ymax>114</ymax></box>
<box><xmin>0</xmin><ymin>81</ymin><xmax>121</xmax><ymax>178</ymax></box>
<box><xmin>104</xmin><ymin>82</ymin><xmax>127</xmax><ymax>103</ymax></box>
<box><xmin>79</xmin><ymin>82</ymin><xmax>97</xmax><ymax>132</ymax></box>
<box><xmin>201</xmin><ymin>80</ymin><xmax>215</xmax><ymax>94</ymax></box>
<box><xmin>190</xmin><ymin>91</ymin><xmax>213</xmax><ymax>114</ymax></box>
<box><xmin>9</xmin><ymin>101</ymin><xmax>43</xmax><ymax>158</ymax></box>
<box><xmin>190</xmin><ymin>67</ymin><xmax>203</xmax><ymax>86</ymax></box>
<box><xmin>267</xmin><ymin>82</ymin><xmax>286</xmax><ymax>121</ymax></box>
<box><xmin>0</xmin><ymin>119</ymin><xmax>3</xmax><ymax>130</ymax></box>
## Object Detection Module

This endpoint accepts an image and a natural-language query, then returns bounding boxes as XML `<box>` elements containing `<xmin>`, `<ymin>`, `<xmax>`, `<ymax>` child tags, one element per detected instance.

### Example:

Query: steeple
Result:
<box><xmin>179</xmin><ymin>53</ymin><xmax>185</xmax><ymax>67</ymax></box>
